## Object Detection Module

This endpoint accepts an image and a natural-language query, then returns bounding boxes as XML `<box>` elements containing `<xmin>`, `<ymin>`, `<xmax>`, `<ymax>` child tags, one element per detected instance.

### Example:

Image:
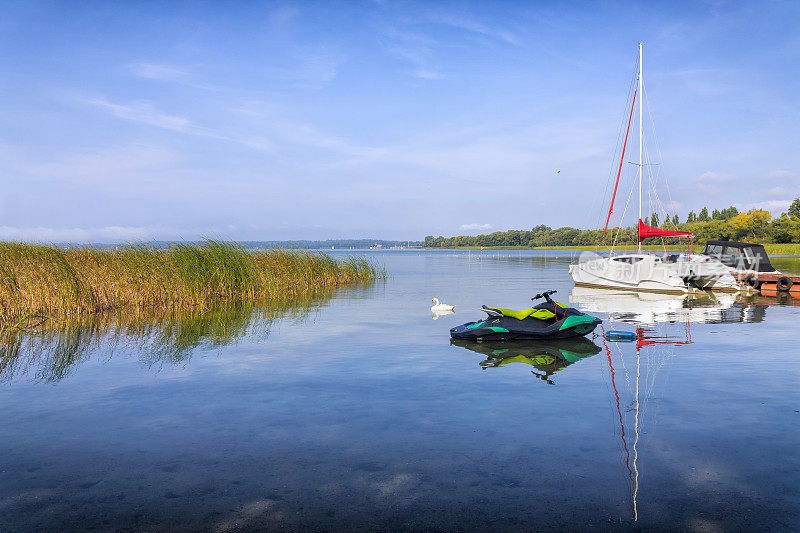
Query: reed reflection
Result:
<box><xmin>0</xmin><ymin>291</ymin><xmax>334</xmax><ymax>384</ymax></box>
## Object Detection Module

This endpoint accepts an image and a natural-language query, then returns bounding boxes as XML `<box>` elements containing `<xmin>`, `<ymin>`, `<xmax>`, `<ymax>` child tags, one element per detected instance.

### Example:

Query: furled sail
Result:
<box><xmin>637</xmin><ymin>219</ymin><xmax>694</xmax><ymax>242</ymax></box>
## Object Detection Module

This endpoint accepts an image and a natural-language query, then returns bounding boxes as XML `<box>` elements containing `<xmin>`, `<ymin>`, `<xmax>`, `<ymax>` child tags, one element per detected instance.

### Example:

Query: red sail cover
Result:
<box><xmin>638</xmin><ymin>219</ymin><xmax>694</xmax><ymax>242</ymax></box>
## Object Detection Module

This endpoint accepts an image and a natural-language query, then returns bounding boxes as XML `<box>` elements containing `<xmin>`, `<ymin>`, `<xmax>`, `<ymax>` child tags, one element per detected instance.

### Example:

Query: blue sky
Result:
<box><xmin>1</xmin><ymin>0</ymin><xmax>798</xmax><ymax>242</ymax></box>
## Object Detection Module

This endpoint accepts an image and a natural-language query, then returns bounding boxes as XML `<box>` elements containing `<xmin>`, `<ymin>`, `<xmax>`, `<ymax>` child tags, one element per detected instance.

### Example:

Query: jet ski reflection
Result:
<box><xmin>451</xmin><ymin>337</ymin><xmax>601</xmax><ymax>385</ymax></box>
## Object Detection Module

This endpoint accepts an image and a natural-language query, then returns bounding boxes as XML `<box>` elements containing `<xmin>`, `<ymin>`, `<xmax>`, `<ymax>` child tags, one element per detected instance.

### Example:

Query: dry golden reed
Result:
<box><xmin>0</xmin><ymin>240</ymin><xmax>385</xmax><ymax>323</ymax></box>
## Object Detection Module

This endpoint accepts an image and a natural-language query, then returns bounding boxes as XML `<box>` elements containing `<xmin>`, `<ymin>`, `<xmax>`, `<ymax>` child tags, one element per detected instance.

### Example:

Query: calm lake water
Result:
<box><xmin>1</xmin><ymin>250</ymin><xmax>798</xmax><ymax>532</ymax></box>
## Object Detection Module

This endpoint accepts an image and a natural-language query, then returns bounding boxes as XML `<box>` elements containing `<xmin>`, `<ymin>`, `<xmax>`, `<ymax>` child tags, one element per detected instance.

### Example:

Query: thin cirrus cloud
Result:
<box><xmin>83</xmin><ymin>95</ymin><xmax>383</xmax><ymax>161</ymax></box>
<box><xmin>379</xmin><ymin>10</ymin><xmax>520</xmax><ymax>81</ymax></box>
<box><xmin>126</xmin><ymin>62</ymin><xmax>189</xmax><ymax>82</ymax></box>
<box><xmin>425</xmin><ymin>14</ymin><xmax>519</xmax><ymax>45</ymax></box>
<box><xmin>82</xmin><ymin>97</ymin><xmax>275</xmax><ymax>153</ymax></box>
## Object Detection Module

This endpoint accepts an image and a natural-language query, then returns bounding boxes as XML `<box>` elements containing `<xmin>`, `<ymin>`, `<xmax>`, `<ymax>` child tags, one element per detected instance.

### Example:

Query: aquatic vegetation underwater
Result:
<box><xmin>0</xmin><ymin>240</ymin><xmax>385</xmax><ymax>324</ymax></box>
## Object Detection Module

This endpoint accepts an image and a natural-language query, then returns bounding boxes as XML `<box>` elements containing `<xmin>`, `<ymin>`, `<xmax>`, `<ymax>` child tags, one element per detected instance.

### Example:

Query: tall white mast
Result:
<box><xmin>637</xmin><ymin>42</ymin><xmax>643</xmax><ymax>253</ymax></box>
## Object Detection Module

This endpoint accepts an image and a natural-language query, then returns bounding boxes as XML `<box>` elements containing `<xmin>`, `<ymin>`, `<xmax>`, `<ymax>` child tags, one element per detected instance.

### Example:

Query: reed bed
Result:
<box><xmin>0</xmin><ymin>240</ymin><xmax>385</xmax><ymax>324</ymax></box>
<box><xmin>762</xmin><ymin>243</ymin><xmax>800</xmax><ymax>255</ymax></box>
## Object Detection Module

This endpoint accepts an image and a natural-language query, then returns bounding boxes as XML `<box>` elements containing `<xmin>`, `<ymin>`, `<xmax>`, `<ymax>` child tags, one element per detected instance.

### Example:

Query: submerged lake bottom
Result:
<box><xmin>1</xmin><ymin>250</ymin><xmax>798</xmax><ymax>531</ymax></box>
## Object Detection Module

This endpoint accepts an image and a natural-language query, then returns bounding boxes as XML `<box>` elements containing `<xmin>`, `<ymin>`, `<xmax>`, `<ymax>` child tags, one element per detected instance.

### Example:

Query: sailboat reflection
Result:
<box><xmin>601</xmin><ymin>322</ymin><xmax>693</xmax><ymax>523</ymax></box>
<box><xmin>450</xmin><ymin>338</ymin><xmax>601</xmax><ymax>385</ymax></box>
<box><xmin>570</xmin><ymin>286</ymin><xmax>767</xmax><ymax>324</ymax></box>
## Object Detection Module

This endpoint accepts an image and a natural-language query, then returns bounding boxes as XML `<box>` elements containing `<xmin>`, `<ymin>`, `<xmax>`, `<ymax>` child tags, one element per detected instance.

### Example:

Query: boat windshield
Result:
<box><xmin>612</xmin><ymin>256</ymin><xmax>645</xmax><ymax>264</ymax></box>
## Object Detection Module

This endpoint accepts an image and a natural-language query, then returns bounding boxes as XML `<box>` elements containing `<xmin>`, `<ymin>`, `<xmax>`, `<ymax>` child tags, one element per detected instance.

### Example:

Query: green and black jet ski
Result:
<box><xmin>449</xmin><ymin>290</ymin><xmax>601</xmax><ymax>341</ymax></box>
<box><xmin>450</xmin><ymin>337</ymin><xmax>601</xmax><ymax>384</ymax></box>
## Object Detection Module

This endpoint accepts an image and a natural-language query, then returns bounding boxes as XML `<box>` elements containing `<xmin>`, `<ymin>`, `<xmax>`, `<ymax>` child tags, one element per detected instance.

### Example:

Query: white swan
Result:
<box><xmin>431</xmin><ymin>298</ymin><xmax>455</xmax><ymax>312</ymax></box>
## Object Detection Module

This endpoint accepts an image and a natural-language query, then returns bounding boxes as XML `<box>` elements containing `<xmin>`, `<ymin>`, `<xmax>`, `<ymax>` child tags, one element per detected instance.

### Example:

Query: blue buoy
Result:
<box><xmin>604</xmin><ymin>330</ymin><xmax>637</xmax><ymax>342</ymax></box>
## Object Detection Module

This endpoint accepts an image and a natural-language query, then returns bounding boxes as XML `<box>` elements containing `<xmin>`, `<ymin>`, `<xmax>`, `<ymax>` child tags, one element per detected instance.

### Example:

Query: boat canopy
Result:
<box><xmin>702</xmin><ymin>240</ymin><xmax>775</xmax><ymax>272</ymax></box>
<box><xmin>637</xmin><ymin>219</ymin><xmax>694</xmax><ymax>243</ymax></box>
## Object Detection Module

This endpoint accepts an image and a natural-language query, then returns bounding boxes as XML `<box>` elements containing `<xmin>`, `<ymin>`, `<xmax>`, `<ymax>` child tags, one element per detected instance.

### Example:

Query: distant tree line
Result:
<box><xmin>424</xmin><ymin>200</ymin><xmax>800</xmax><ymax>248</ymax></box>
<box><xmin>241</xmin><ymin>239</ymin><xmax>423</xmax><ymax>249</ymax></box>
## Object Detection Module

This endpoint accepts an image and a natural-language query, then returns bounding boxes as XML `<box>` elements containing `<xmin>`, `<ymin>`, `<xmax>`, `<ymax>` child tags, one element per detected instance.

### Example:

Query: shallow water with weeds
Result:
<box><xmin>1</xmin><ymin>250</ymin><xmax>798</xmax><ymax>531</ymax></box>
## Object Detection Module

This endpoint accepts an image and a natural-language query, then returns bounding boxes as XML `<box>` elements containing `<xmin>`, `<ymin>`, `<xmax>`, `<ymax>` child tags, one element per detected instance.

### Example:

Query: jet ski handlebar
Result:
<box><xmin>532</xmin><ymin>290</ymin><xmax>557</xmax><ymax>302</ymax></box>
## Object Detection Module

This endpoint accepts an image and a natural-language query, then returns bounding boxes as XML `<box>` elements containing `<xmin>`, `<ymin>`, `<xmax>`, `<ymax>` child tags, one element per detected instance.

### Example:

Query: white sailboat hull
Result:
<box><xmin>569</xmin><ymin>254</ymin><xmax>693</xmax><ymax>294</ymax></box>
<box><xmin>570</xmin><ymin>253</ymin><xmax>743</xmax><ymax>294</ymax></box>
<box><xmin>664</xmin><ymin>254</ymin><xmax>741</xmax><ymax>291</ymax></box>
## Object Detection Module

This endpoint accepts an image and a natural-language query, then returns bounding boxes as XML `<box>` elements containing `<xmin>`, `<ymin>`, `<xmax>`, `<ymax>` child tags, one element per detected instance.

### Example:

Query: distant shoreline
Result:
<box><xmin>418</xmin><ymin>244</ymin><xmax>800</xmax><ymax>255</ymax></box>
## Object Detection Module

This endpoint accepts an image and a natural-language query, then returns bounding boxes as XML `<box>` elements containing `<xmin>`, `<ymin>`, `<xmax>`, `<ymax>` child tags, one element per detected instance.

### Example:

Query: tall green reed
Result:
<box><xmin>0</xmin><ymin>240</ymin><xmax>384</xmax><ymax>323</ymax></box>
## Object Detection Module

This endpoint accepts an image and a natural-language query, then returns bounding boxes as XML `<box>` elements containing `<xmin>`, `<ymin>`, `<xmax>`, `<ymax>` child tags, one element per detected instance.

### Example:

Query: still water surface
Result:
<box><xmin>1</xmin><ymin>250</ymin><xmax>798</xmax><ymax>531</ymax></box>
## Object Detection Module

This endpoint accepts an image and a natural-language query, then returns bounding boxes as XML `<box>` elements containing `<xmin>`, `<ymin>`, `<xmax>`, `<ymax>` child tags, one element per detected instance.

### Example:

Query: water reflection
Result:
<box><xmin>451</xmin><ymin>337</ymin><xmax>601</xmax><ymax>384</ymax></box>
<box><xmin>431</xmin><ymin>308</ymin><xmax>455</xmax><ymax>320</ymax></box>
<box><xmin>569</xmin><ymin>286</ymin><xmax>779</xmax><ymax>324</ymax></box>
<box><xmin>600</xmin><ymin>321</ymin><xmax>694</xmax><ymax>523</ymax></box>
<box><xmin>0</xmin><ymin>293</ymin><xmax>329</xmax><ymax>384</ymax></box>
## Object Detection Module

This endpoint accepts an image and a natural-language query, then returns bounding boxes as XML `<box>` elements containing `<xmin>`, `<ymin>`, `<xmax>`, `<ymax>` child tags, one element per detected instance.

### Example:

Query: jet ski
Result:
<box><xmin>449</xmin><ymin>290</ymin><xmax>602</xmax><ymax>341</ymax></box>
<box><xmin>450</xmin><ymin>337</ymin><xmax>601</xmax><ymax>384</ymax></box>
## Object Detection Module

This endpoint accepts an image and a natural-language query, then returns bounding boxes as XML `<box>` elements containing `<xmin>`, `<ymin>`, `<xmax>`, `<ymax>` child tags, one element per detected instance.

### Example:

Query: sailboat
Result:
<box><xmin>569</xmin><ymin>43</ymin><xmax>740</xmax><ymax>294</ymax></box>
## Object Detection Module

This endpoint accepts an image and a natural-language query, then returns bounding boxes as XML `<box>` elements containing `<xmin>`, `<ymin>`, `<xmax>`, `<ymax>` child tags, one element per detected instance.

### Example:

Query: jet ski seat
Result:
<box><xmin>484</xmin><ymin>306</ymin><xmax>557</xmax><ymax>321</ymax></box>
<box><xmin>484</xmin><ymin>299</ymin><xmax>579</xmax><ymax>322</ymax></box>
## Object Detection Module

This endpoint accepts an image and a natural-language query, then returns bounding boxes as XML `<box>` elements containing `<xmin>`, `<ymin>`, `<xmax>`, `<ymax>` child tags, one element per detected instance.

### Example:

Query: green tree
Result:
<box><xmin>729</xmin><ymin>209</ymin><xmax>772</xmax><ymax>241</ymax></box>
<box><xmin>723</xmin><ymin>206</ymin><xmax>739</xmax><ymax>220</ymax></box>
<box><xmin>687</xmin><ymin>210</ymin><xmax>697</xmax><ymax>223</ymax></box>
<box><xmin>650</xmin><ymin>212</ymin><xmax>659</xmax><ymax>227</ymax></box>
<box><xmin>699</xmin><ymin>207</ymin><xmax>709</xmax><ymax>222</ymax></box>
<box><xmin>672</xmin><ymin>214</ymin><xmax>679</xmax><ymax>226</ymax></box>
<box><xmin>789</xmin><ymin>198</ymin><xmax>800</xmax><ymax>220</ymax></box>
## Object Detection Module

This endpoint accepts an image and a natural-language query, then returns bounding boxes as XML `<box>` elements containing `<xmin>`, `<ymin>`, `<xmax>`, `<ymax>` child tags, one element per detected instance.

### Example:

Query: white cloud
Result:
<box><xmin>0</xmin><ymin>225</ymin><xmax>159</xmax><ymax>242</ymax></box>
<box><xmin>459</xmin><ymin>223</ymin><xmax>492</xmax><ymax>231</ymax></box>
<box><xmin>767</xmin><ymin>169</ymin><xmax>794</xmax><ymax>180</ymax></box>
<box><xmin>127</xmin><ymin>62</ymin><xmax>188</xmax><ymax>82</ymax></box>
<box><xmin>765</xmin><ymin>186</ymin><xmax>791</xmax><ymax>197</ymax></box>
<box><xmin>697</xmin><ymin>171</ymin><xmax>734</xmax><ymax>182</ymax></box>
<box><xmin>737</xmin><ymin>200</ymin><xmax>791</xmax><ymax>215</ymax></box>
